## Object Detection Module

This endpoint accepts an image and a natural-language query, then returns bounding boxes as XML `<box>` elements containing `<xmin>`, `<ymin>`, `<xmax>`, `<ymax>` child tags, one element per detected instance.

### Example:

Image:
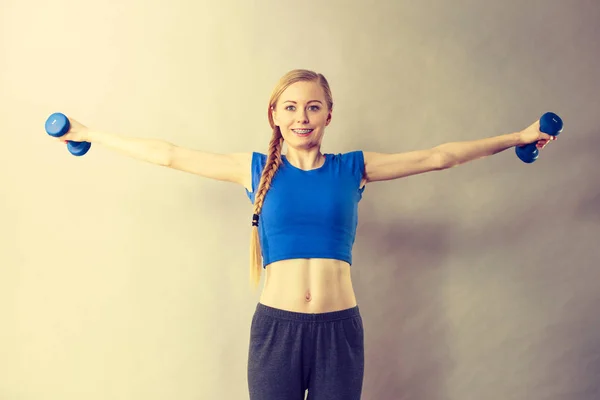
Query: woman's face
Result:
<box><xmin>272</xmin><ymin>80</ymin><xmax>332</xmax><ymax>150</ymax></box>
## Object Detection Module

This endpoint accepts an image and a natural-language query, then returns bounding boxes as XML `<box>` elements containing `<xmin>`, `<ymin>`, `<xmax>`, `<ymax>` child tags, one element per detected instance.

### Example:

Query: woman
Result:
<box><xmin>53</xmin><ymin>69</ymin><xmax>556</xmax><ymax>400</ymax></box>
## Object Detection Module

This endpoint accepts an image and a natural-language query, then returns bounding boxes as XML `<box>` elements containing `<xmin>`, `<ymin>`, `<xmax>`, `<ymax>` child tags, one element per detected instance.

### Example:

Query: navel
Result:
<box><xmin>305</xmin><ymin>290</ymin><xmax>312</xmax><ymax>302</ymax></box>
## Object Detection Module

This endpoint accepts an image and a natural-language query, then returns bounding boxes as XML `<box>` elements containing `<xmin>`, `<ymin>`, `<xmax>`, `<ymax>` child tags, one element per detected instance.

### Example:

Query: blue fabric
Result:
<box><xmin>245</xmin><ymin>151</ymin><xmax>366</xmax><ymax>268</ymax></box>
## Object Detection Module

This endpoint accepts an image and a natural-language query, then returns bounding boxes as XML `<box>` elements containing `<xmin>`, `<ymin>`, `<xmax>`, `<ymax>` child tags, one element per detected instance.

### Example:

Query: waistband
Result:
<box><xmin>255</xmin><ymin>302</ymin><xmax>361</xmax><ymax>322</ymax></box>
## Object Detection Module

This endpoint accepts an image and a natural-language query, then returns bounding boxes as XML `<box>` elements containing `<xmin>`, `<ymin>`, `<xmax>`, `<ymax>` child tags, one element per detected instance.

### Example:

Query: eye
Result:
<box><xmin>285</xmin><ymin>105</ymin><xmax>321</xmax><ymax>111</ymax></box>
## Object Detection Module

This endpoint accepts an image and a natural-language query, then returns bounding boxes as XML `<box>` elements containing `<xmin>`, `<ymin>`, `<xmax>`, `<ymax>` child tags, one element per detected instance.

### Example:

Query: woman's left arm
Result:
<box><xmin>363</xmin><ymin>120</ymin><xmax>557</xmax><ymax>183</ymax></box>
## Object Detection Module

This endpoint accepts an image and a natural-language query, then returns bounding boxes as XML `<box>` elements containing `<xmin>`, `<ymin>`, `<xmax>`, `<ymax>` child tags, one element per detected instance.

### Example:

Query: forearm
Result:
<box><xmin>435</xmin><ymin>132</ymin><xmax>521</xmax><ymax>168</ymax></box>
<box><xmin>87</xmin><ymin>130</ymin><xmax>173</xmax><ymax>166</ymax></box>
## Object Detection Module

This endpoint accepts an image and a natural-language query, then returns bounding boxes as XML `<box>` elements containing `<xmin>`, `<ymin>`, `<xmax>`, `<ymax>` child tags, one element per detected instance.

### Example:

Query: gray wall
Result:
<box><xmin>1</xmin><ymin>0</ymin><xmax>598</xmax><ymax>399</ymax></box>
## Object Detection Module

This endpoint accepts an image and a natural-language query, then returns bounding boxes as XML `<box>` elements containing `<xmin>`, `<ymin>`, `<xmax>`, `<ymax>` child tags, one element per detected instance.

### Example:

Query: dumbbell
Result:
<box><xmin>515</xmin><ymin>112</ymin><xmax>563</xmax><ymax>163</ymax></box>
<box><xmin>45</xmin><ymin>112</ymin><xmax>91</xmax><ymax>157</ymax></box>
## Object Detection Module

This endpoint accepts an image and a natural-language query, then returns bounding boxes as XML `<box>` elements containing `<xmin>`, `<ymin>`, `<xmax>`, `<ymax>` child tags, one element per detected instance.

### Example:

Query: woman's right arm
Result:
<box><xmin>81</xmin><ymin>128</ymin><xmax>253</xmax><ymax>189</ymax></box>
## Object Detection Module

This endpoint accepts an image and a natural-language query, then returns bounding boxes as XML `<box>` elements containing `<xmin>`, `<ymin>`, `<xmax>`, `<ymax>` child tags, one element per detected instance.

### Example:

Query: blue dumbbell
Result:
<box><xmin>515</xmin><ymin>112</ymin><xmax>563</xmax><ymax>163</ymax></box>
<box><xmin>45</xmin><ymin>112</ymin><xmax>91</xmax><ymax>157</ymax></box>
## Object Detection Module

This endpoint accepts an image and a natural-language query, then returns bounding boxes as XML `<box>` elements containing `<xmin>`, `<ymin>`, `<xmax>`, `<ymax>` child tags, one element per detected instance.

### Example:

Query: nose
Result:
<box><xmin>296</xmin><ymin>109</ymin><xmax>309</xmax><ymax>123</ymax></box>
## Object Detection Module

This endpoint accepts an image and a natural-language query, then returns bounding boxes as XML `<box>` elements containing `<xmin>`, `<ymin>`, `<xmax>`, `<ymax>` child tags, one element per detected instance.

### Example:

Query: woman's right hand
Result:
<box><xmin>55</xmin><ymin>118</ymin><xmax>91</xmax><ymax>143</ymax></box>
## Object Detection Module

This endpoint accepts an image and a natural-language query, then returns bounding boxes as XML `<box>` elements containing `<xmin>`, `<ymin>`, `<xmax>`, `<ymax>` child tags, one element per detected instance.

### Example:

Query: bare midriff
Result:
<box><xmin>259</xmin><ymin>258</ymin><xmax>358</xmax><ymax>313</ymax></box>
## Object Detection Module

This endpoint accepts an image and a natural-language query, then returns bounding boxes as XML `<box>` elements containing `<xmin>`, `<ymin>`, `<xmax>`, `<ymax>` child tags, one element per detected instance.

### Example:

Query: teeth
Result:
<box><xmin>293</xmin><ymin>129</ymin><xmax>313</xmax><ymax>134</ymax></box>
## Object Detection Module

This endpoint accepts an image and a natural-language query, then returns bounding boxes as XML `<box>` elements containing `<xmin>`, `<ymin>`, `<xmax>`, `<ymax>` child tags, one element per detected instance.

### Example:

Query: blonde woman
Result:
<box><xmin>52</xmin><ymin>69</ymin><xmax>557</xmax><ymax>399</ymax></box>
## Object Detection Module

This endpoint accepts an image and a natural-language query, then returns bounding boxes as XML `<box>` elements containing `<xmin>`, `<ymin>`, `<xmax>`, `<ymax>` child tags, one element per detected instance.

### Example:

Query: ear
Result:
<box><xmin>325</xmin><ymin>110</ymin><xmax>332</xmax><ymax>126</ymax></box>
<box><xmin>271</xmin><ymin>106</ymin><xmax>280</xmax><ymax>127</ymax></box>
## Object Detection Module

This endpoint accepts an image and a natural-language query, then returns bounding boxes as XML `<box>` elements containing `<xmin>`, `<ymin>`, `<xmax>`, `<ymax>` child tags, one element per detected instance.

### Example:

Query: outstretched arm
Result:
<box><xmin>363</xmin><ymin>120</ymin><xmax>556</xmax><ymax>183</ymax></box>
<box><xmin>53</xmin><ymin>117</ymin><xmax>253</xmax><ymax>188</ymax></box>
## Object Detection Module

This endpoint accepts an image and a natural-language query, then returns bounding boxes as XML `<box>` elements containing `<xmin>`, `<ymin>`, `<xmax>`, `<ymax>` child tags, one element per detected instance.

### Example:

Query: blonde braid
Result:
<box><xmin>249</xmin><ymin>126</ymin><xmax>284</xmax><ymax>289</ymax></box>
<box><xmin>248</xmin><ymin>68</ymin><xmax>333</xmax><ymax>291</ymax></box>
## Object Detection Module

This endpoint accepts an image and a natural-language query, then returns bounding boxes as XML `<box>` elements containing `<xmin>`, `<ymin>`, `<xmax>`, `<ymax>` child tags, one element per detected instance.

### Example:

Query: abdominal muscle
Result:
<box><xmin>259</xmin><ymin>258</ymin><xmax>358</xmax><ymax>313</ymax></box>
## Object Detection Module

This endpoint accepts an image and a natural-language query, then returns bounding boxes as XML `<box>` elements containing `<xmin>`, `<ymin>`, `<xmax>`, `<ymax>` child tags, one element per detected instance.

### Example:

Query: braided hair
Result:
<box><xmin>249</xmin><ymin>69</ymin><xmax>334</xmax><ymax>290</ymax></box>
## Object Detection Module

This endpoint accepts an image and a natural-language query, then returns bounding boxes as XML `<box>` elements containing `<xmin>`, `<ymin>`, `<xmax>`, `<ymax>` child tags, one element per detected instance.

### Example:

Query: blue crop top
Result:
<box><xmin>245</xmin><ymin>151</ymin><xmax>366</xmax><ymax>268</ymax></box>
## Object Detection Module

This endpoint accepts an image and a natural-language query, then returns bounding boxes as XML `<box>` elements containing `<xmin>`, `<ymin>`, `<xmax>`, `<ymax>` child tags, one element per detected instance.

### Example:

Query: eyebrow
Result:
<box><xmin>282</xmin><ymin>100</ymin><xmax>323</xmax><ymax>104</ymax></box>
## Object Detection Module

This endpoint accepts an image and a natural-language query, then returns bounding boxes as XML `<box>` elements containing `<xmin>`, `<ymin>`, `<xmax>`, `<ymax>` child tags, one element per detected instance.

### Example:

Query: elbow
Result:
<box><xmin>434</xmin><ymin>149</ymin><xmax>455</xmax><ymax>170</ymax></box>
<box><xmin>162</xmin><ymin>143</ymin><xmax>175</xmax><ymax>167</ymax></box>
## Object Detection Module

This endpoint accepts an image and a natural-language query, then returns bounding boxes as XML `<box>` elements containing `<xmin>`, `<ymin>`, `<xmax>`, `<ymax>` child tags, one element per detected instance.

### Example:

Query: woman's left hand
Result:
<box><xmin>517</xmin><ymin>120</ymin><xmax>558</xmax><ymax>149</ymax></box>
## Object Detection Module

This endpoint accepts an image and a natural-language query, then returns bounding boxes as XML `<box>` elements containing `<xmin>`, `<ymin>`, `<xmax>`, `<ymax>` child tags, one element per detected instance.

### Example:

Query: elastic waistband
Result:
<box><xmin>255</xmin><ymin>302</ymin><xmax>361</xmax><ymax>322</ymax></box>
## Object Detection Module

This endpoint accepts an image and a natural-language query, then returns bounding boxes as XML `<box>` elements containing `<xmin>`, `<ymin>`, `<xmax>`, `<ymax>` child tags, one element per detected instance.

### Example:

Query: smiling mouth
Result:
<box><xmin>292</xmin><ymin>129</ymin><xmax>314</xmax><ymax>136</ymax></box>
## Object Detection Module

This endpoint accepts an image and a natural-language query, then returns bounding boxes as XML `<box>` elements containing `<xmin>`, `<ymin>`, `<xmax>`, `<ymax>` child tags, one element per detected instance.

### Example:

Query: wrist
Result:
<box><xmin>508</xmin><ymin>131</ymin><xmax>523</xmax><ymax>146</ymax></box>
<box><xmin>85</xmin><ymin>129</ymin><xmax>100</xmax><ymax>143</ymax></box>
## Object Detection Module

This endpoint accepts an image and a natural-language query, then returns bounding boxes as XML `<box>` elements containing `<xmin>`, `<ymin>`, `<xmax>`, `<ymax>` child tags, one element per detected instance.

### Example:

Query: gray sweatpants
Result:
<box><xmin>247</xmin><ymin>302</ymin><xmax>365</xmax><ymax>400</ymax></box>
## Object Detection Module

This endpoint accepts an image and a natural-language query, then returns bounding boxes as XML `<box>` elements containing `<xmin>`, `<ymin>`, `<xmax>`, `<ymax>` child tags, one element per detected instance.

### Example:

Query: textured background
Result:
<box><xmin>1</xmin><ymin>0</ymin><xmax>599</xmax><ymax>399</ymax></box>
